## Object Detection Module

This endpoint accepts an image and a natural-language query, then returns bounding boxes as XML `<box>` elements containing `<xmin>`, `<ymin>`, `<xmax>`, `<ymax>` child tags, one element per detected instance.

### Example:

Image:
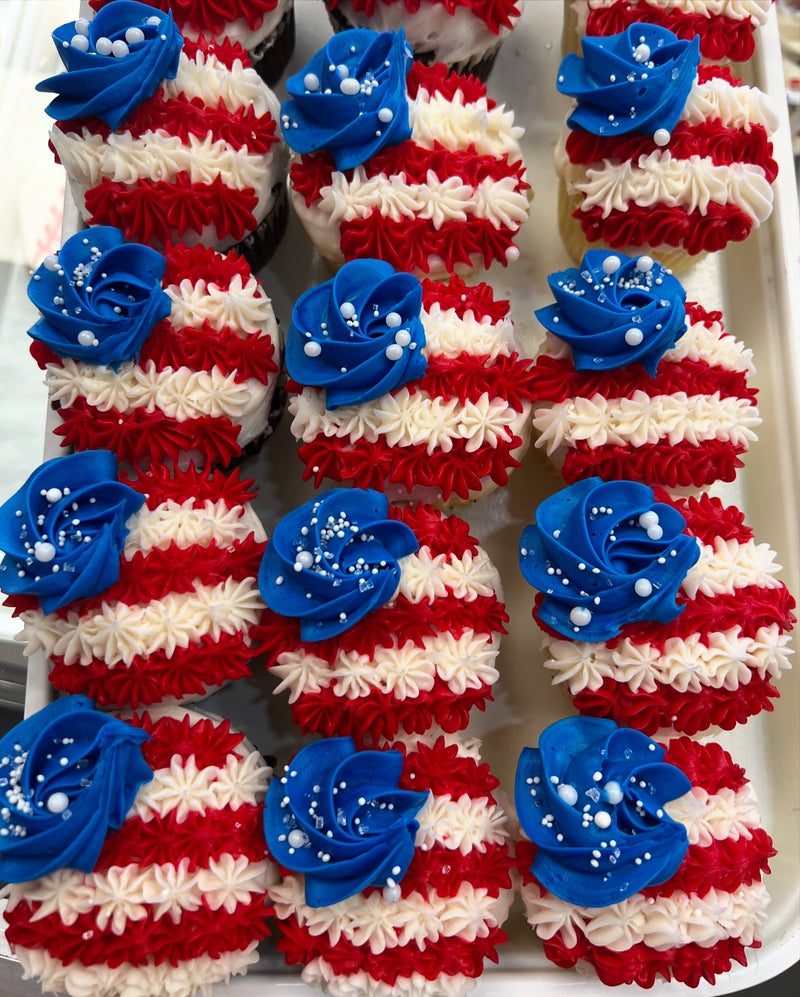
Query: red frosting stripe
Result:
<box><xmin>53</xmin><ymin>400</ymin><xmax>244</xmax><ymax>468</ymax></box>
<box><xmin>394</xmin><ymin>735</ymin><xmax>501</xmax><ymax>801</ymax></box>
<box><xmin>561</xmin><ymin>438</ymin><xmax>750</xmax><ymax>489</ymax></box>
<box><xmin>387</xmin><ymin>502</ymin><xmax>480</xmax><ymax>558</ymax></box>
<box><xmin>531</xmin><ymin>354</ymin><xmax>756</xmax><ymax>405</ymax></box>
<box><xmin>122</xmin><ymin>463</ymin><xmax>258</xmax><ymax>508</ymax></box>
<box><xmin>130</xmin><ymin>711</ymin><xmax>248</xmax><ymax>767</ymax></box>
<box><xmin>662</xmin><ymin>735</ymin><xmax>748</xmax><ymax>793</ymax></box>
<box><xmin>327</xmin><ymin>0</ymin><xmax>520</xmax><ymax>36</ymax></box>
<box><xmin>418</xmin><ymin>351</ymin><xmax>537</xmax><ymax>408</ymax></box>
<box><xmin>406</xmin><ymin>60</ymin><xmax>493</xmax><ymax>105</ymax></box>
<box><xmin>297</xmin><ymin>430</ymin><xmax>526</xmax><ymax>501</ymax></box>
<box><xmin>421</xmin><ymin>273</ymin><xmax>510</xmax><ymax>323</ymax></box>
<box><xmin>5</xmin><ymin>896</ymin><xmax>270</xmax><ymax>969</ymax></box>
<box><xmin>89</xmin><ymin>1</ymin><xmax>281</xmax><ymax>37</ymax></box>
<box><xmin>584</xmin><ymin>1</ymin><xmax>766</xmax><ymax>63</ymax></box>
<box><xmin>84</xmin><ymin>174</ymin><xmax>259</xmax><ymax>244</ymax></box>
<box><xmin>141</xmin><ymin>318</ymin><xmax>277</xmax><ymax>384</ymax></box>
<box><xmin>565</xmin><ymin>121</ymin><xmax>778</xmax><ymax>183</ymax></box>
<box><xmin>49</xmin><ymin>630</ymin><xmax>258</xmax><ymax>708</ymax></box>
<box><xmin>162</xmin><ymin>242</ymin><xmax>256</xmax><ymax>287</ymax></box>
<box><xmin>395</xmin><ymin>840</ymin><xmax>514</xmax><ymax>900</ymax></box>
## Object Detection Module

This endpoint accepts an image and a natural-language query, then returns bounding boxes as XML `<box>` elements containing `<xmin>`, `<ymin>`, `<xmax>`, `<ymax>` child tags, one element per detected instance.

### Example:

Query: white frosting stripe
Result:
<box><xmin>50</xmin><ymin>129</ymin><xmax>267</xmax><ymax>194</ymax></box>
<box><xmin>397</xmin><ymin>546</ymin><xmax>502</xmax><ymax>604</ymax></box>
<box><xmin>683</xmin><ymin>537</ymin><xmax>784</xmax><ymax>598</ymax></box>
<box><xmin>290</xmin><ymin>386</ymin><xmax>525</xmax><ymax>452</ymax></box>
<box><xmin>666</xmin><ymin>783</ymin><xmax>764</xmax><ymax>847</ymax></box>
<box><xmin>683</xmin><ymin>77</ymin><xmax>779</xmax><ymax>132</ymax></box>
<box><xmin>270</xmin><ymin>875</ymin><xmax>513</xmax><ymax>953</ymax></box>
<box><xmin>318</xmin><ymin>168</ymin><xmax>529</xmax><ymax>233</ymax></box>
<box><xmin>563</xmin><ymin>151</ymin><xmax>773</xmax><ymax>224</ymax></box>
<box><xmin>521</xmin><ymin>879</ymin><xmax>769</xmax><ymax>953</ymax></box>
<box><xmin>166</xmin><ymin>273</ymin><xmax>277</xmax><ymax>337</ymax></box>
<box><xmin>410</xmin><ymin>90</ymin><xmax>525</xmax><ymax>163</ymax></box>
<box><xmin>300</xmin><ymin>959</ymin><xmax>471</xmax><ymax>997</ymax></box>
<box><xmin>162</xmin><ymin>50</ymin><xmax>278</xmax><ymax>118</ymax></box>
<box><xmin>123</xmin><ymin>498</ymin><xmax>264</xmax><ymax>556</ymax></box>
<box><xmin>272</xmin><ymin>629</ymin><xmax>500</xmax><ymax>702</ymax></box>
<box><xmin>583</xmin><ymin>0</ymin><xmax>772</xmax><ymax>27</ymax></box>
<box><xmin>532</xmin><ymin>390</ymin><xmax>760</xmax><ymax>454</ymax></box>
<box><xmin>19</xmin><ymin>577</ymin><xmax>265</xmax><ymax>667</ymax></box>
<box><xmin>541</xmin><ymin>624</ymin><xmax>793</xmax><ymax>695</ymax></box>
<box><xmin>415</xmin><ymin>794</ymin><xmax>510</xmax><ymax>854</ymax></box>
<box><xmin>131</xmin><ymin>750</ymin><xmax>270</xmax><ymax>822</ymax></box>
<box><xmin>12</xmin><ymin>944</ymin><xmax>260</xmax><ymax>997</ymax></box>
<box><xmin>421</xmin><ymin>302</ymin><xmax>517</xmax><ymax>360</ymax></box>
<box><xmin>10</xmin><ymin>856</ymin><xmax>270</xmax><ymax>933</ymax></box>
<box><xmin>45</xmin><ymin>360</ymin><xmax>271</xmax><ymax>423</ymax></box>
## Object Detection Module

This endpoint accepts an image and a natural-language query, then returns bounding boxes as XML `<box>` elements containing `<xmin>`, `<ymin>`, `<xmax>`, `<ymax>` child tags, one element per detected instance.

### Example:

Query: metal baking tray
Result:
<box><xmin>3</xmin><ymin>1</ymin><xmax>798</xmax><ymax>994</ymax></box>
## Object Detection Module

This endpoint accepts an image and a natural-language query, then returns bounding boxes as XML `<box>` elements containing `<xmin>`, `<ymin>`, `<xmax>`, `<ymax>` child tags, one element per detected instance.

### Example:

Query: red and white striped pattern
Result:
<box><xmin>30</xmin><ymin>243</ymin><xmax>282</xmax><ymax>471</ymax></box>
<box><xmin>49</xmin><ymin>35</ymin><xmax>288</xmax><ymax>254</ymax></box>
<box><xmin>289</xmin><ymin>276</ymin><xmax>537</xmax><ymax>506</ymax></box>
<box><xmin>535</xmin><ymin>492</ymin><xmax>796</xmax><ymax>736</ymax></box>
<box><xmin>570</xmin><ymin>0</ymin><xmax>774</xmax><ymax>63</ymax></box>
<box><xmin>257</xmin><ymin>503</ymin><xmax>508</xmax><ymax>745</ymax></box>
<box><xmin>270</xmin><ymin>732</ymin><xmax>515</xmax><ymax>997</ymax></box>
<box><xmin>9</xmin><ymin>466</ymin><xmax>268</xmax><ymax>709</ymax></box>
<box><xmin>3</xmin><ymin>707</ymin><xmax>276</xmax><ymax>997</ymax></box>
<box><xmin>289</xmin><ymin>62</ymin><xmax>530</xmax><ymax>278</ymax></box>
<box><xmin>530</xmin><ymin>300</ymin><xmax>761</xmax><ymax>490</ymax></box>
<box><xmin>556</xmin><ymin>63</ymin><xmax>779</xmax><ymax>268</ymax></box>
<box><xmin>518</xmin><ymin>736</ymin><xmax>777</xmax><ymax>988</ymax></box>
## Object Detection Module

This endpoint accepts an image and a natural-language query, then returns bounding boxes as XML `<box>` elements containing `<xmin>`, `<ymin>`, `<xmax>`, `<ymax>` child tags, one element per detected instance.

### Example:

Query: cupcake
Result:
<box><xmin>518</xmin><ymin>477</ymin><xmax>796</xmax><ymax>736</ymax></box>
<box><xmin>0</xmin><ymin>451</ymin><xmax>268</xmax><ymax>708</ymax></box>
<box><xmin>530</xmin><ymin>250</ymin><xmax>760</xmax><ymax>491</ymax></box>
<box><xmin>27</xmin><ymin>227</ymin><xmax>283</xmax><ymax>471</ymax></box>
<box><xmin>516</xmin><ymin>716</ymin><xmax>777</xmax><ymax>987</ymax></box>
<box><xmin>38</xmin><ymin>0</ymin><xmax>289</xmax><ymax>269</ymax></box>
<box><xmin>257</xmin><ymin>488</ymin><xmax>507</xmax><ymax>744</ymax></box>
<box><xmin>286</xmin><ymin>262</ymin><xmax>536</xmax><ymax>506</ymax></box>
<box><xmin>1</xmin><ymin>695</ymin><xmax>276</xmax><ymax>997</ymax></box>
<box><xmin>324</xmin><ymin>0</ymin><xmax>522</xmax><ymax>81</ymax></box>
<box><xmin>281</xmin><ymin>28</ymin><xmax>530</xmax><ymax>277</ymax></box>
<box><xmin>90</xmin><ymin>0</ymin><xmax>296</xmax><ymax>84</ymax></box>
<box><xmin>265</xmin><ymin>732</ymin><xmax>515</xmax><ymax>997</ymax></box>
<box><xmin>554</xmin><ymin>22</ymin><xmax>779</xmax><ymax>272</ymax></box>
<box><xmin>565</xmin><ymin>0</ymin><xmax>774</xmax><ymax>63</ymax></box>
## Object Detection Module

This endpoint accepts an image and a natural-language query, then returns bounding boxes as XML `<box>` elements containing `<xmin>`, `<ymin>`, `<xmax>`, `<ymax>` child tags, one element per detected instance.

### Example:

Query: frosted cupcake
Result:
<box><xmin>257</xmin><ymin>488</ymin><xmax>507</xmax><ymax>744</ymax></box>
<box><xmin>286</xmin><ymin>261</ymin><xmax>536</xmax><ymax>506</ymax></box>
<box><xmin>90</xmin><ymin>0</ymin><xmax>296</xmax><ymax>84</ymax></box>
<box><xmin>266</xmin><ymin>732</ymin><xmax>514</xmax><ymax>997</ymax></box>
<box><xmin>0</xmin><ymin>452</ymin><xmax>268</xmax><ymax>708</ymax></box>
<box><xmin>38</xmin><ymin>1</ymin><xmax>289</xmax><ymax>269</ymax></box>
<box><xmin>281</xmin><ymin>28</ymin><xmax>530</xmax><ymax>277</ymax></box>
<box><xmin>554</xmin><ymin>23</ymin><xmax>779</xmax><ymax>272</ymax></box>
<box><xmin>530</xmin><ymin>250</ymin><xmax>760</xmax><ymax>490</ymax></box>
<box><xmin>324</xmin><ymin>0</ymin><xmax>522</xmax><ymax>81</ymax></box>
<box><xmin>516</xmin><ymin>716</ymin><xmax>776</xmax><ymax>987</ymax></box>
<box><xmin>28</xmin><ymin>227</ymin><xmax>283</xmax><ymax>470</ymax></box>
<box><xmin>565</xmin><ymin>0</ymin><xmax>774</xmax><ymax>63</ymax></box>
<box><xmin>518</xmin><ymin>478</ymin><xmax>795</xmax><ymax>736</ymax></box>
<box><xmin>0</xmin><ymin>696</ymin><xmax>276</xmax><ymax>997</ymax></box>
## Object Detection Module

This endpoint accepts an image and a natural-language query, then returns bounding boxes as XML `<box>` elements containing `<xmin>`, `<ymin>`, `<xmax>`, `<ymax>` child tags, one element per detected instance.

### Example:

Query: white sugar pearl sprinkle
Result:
<box><xmin>394</xmin><ymin>330</ymin><xmax>411</xmax><ymax>347</ymax></box>
<box><xmin>95</xmin><ymin>36</ymin><xmax>113</xmax><ymax>56</ymax></box>
<box><xmin>70</xmin><ymin>34</ymin><xmax>90</xmax><ymax>51</ymax></box>
<box><xmin>125</xmin><ymin>27</ymin><xmax>145</xmax><ymax>45</ymax></box>
<box><xmin>653</xmin><ymin>128</ymin><xmax>671</xmax><ymax>147</ymax></box>
<box><xmin>45</xmin><ymin>488</ymin><xmax>62</xmax><ymax>504</ymax></box>
<box><xmin>34</xmin><ymin>542</ymin><xmax>57</xmax><ymax>563</ymax></box>
<box><xmin>635</xmin><ymin>578</ymin><xmax>653</xmax><ymax>597</ymax></box>
<box><xmin>303</xmin><ymin>341</ymin><xmax>322</xmax><ymax>358</ymax></box>
<box><xmin>304</xmin><ymin>73</ymin><xmax>320</xmax><ymax>91</ymax></box>
<box><xmin>556</xmin><ymin>783</ymin><xmax>578</xmax><ymax>806</ymax></box>
<box><xmin>77</xmin><ymin>330</ymin><xmax>97</xmax><ymax>347</ymax></box>
<box><xmin>636</xmin><ymin>256</ymin><xmax>654</xmax><ymax>273</ymax></box>
<box><xmin>569</xmin><ymin>606</ymin><xmax>592</xmax><ymax>628</ymax></box>
<box><xmin>639</xmin><ymin>511</ymin><xmax>659</xmax><ymax>529</ymax></box>
<box><xmin>385</xmin><ymin>344</ymin><xmax>403</xmax><ymax>361</ymax></box>
<box><xmin>340</xmin><ymin>78</ymin><xmax>360</xmax><ymax>95</ymax></box>
<box><xmin>633</xmin><ymin>43</ymin><xmax>651</xmax><ymax>62</ymax></box>
<box><xmin>74</xmin><ymin>18</ymin><xmax>90</xmax><ymax>36</ymax></box>
<box><xmin>340</xmin><ymin>302</ymin><xmax>356</xmax><ymax>319</ymax></box>
<box><xmin>594</xmin><ymin>811</ymin><xmax>612</xmax><ymax>829</ymax></box>
<box><xmin>111</xmin><ymin>39</ymin><xmax>129</xmax><ymax>58</ymax></box>
<box><xmin>43</xmin><ymin>254</ymin><xmax>60</xmax><ymax>272</ymax></box>
<box><xmin>378</xmin><ymin>108</ymin><xmax>393</xmax><ymax>122</ymax></box>
<box><xmin>385</xmin><ymin>311</ymin><xmax>401</xmax><ymax>328</ymax></box>
<box><xmin>46</xmin><ymin>792</ymin><xmax>70</xmax><ymax>814</ymax></box>
<box><xmin>602</xmin><ymin>255</ymin><xmax>621</xmax><ymax>275</ymax></box>
<box><xmin>625</xmin><ymin>328</ymin><xmax>643</xmax><ymax>346</ymax></box>
<box><xmin>647</xmin><ymin>525</ymin><xmax>663</xmax><ymax>540</ymax></box>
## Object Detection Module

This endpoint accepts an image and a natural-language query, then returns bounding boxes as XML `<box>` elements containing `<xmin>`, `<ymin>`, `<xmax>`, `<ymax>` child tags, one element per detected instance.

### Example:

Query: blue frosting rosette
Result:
<box><xmin>0</xmin><ymin>451</ymin><xmax>145</xmax><ymax>614</ymax></box>
<box><xmin>37</xmin><ymin>0</ymin><xmax>183</xmax><ymax>130</ymax></box>
<box><xmin>557</xmin><ymin>23</ymin><xmax>700</xmax><ymax>142</ymax></box>
<box><xmin>515</xmin><ymin>717</ymin><xmax>690</xmax><ymax>906</ymax></box>
<box><xmin>280</xmin><ymin>27</ymin><xmax>413</xmax><ymax>170</ymax></box>
<box><xmin>535</xmin><ymin>251</ymin><xmax>687</xmax><ymax>376</ymax></box>
<box><xmin>0</xmin><ymin>696</ymin><xmax>152</xmax><ymax>883</ymax></box>
<box><xmin>259</xmin><ymin>488</ymin><xmax>418</xmax><ymax>641</ymax></box>
<box><xmin>28</xmin><ymin>227</ymin><xmax>172</xmax><ymax>367</ymax></box>
<box><xmin>519</xmin><ymin>477</ymin><xmax>701</xmax><ymax>642</ymax></box>
<box><xmin>287</xmin><ymin>259</ymin><xmax>427</xmax><ymax>408</ymax></box>
<box><xmin>265</xmin><ymin>737</ymin><xmax>429</xmax><ymax>907</ymax></box>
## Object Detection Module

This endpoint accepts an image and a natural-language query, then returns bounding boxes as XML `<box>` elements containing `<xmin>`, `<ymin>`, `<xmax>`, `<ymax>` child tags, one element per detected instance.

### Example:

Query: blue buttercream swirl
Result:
<box><xmin>0</xmin><ymin>451</ymin><xmax>145</xmax><ymax>615</ymax></box>
<box><xmin>259</xmin><ymin>488</ymin><xmax>418</xmax><ymax>641</ymax></box>
<box><xmin>264</xmin><ymin>737</ymin><xmax>429</xmax><ymax>907</ymax></box>
<box><xmin>557</xmin><ymin>23</ymin><xmax>700</xmax><ymax>141</ymax></box>
<box><xmin>28</xmin><ymin>227</ymin><xmax>172</xmax><ymax>367</ymax></box>
<box><xmin>0</xmin><ymin>695</ymin><xmax>152</xmax><ymax>884</ymax></box>
<box><xmin>515</xmin><ymin>716</ymin><xmax>690</xmax><ymax>906</ymax></box>
<box><xmin>287</xmin><ymin>259</ymin><xmax>427</xmax><ymax>409</ymax></box>
<box><xmin>280</xmin><ymin>27</ymin><xmax>413</xmax><ymax>171</ymax></box>
<box><xmin>37</xmin><ymin>0</ymin><xmax>183</xmax><ymax>130</ymax></box>
<box><xmin>519</xmin><ymin>477</ymin><xmax>701</xmax><ymax>642</ymax></box>
<box><xmin>535</xmin><ymin>251</ymin><xmax>687</xmax><ymax>377</ymax></box>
